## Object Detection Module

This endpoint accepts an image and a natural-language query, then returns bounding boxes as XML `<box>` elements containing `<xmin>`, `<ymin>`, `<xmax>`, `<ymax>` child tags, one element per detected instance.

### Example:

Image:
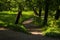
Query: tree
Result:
<box><xmin>14</xmin><ymin>0</ymin><xmax>24</xmax><ymax>24</ymax></box>
<box><xmin>43</xmin><ymin>0</ymin><xmax>49</xmax><ymax>25</ymax></box>
<box><xmin>0</xmin><ymin>0</ymin><xmax>15</xmax><ymax>11</ymax></box>
<box><xmin>0</xmin><ymin>0</ymin><xmax>10</xmax><ymax>11</ymax></box>
<box><xmin>15</xmin><ymin>3</ymin><xmax>23</xmax><ymax>24</ymax></box>
<box><xmin>25</xmin><ymin>0</ymin><xmax>42</xmax><ymax>17</ymax></box>
<box><xmin>37</xmin><ymin>0</ymin><xmax>42</xmax><ymax>17</ymax></box>
<box><xmin>54</xmin><ymin>0</ymin><xmax>60</xmax><ymax>20</ymax></box>
<box><xmin>55</xmin><ymin>8</ymin><xmax>60</xmax><ymax>20</ymax></box>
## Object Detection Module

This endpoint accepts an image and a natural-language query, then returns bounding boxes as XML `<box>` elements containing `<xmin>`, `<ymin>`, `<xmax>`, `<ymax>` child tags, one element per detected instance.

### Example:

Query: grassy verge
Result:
<box><xmin>42</xmin><ymin>18</ymin><xmax>60</xmax><ymax>38</ymax></box>
<box><xmin>0</xmin><ymin>11</ymin><xmax>34</xmax><ymax>34</ymax></box>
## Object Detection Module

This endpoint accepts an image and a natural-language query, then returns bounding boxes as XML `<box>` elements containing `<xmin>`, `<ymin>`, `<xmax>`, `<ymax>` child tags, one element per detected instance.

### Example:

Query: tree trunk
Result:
<box><xmin>55</xmin><ymin>8</ymin><xmax>60</xmax><ymax>20</ymax></box>
<box><xmin>43</xmin><ymin>0</ymin><xmax>49</xmax><ymax>25</ymax></box>
<box><xmin>15</xmin><ymin>3</ymin><xmax>23</xmax><ymax>24</ymax></box>
<box><xmin>32</xmin><ymin>7</ymin><xmax>39</xmax><ymax>16</ymax></box>
<box><xmin>15</xmin><ymin>10</ymin><xmax>22</xmax><ymax>24</ymax></box>
<box><xmin>39</xmin><ymin>8</ymin><xmax>42</xmax><ymax>17</ymax></box>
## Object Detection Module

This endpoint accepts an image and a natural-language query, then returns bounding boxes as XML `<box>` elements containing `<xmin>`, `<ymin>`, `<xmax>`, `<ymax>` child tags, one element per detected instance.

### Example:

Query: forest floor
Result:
<box><xmin>0</xmin><ymin>18</ymin><xmax>60</xmax><ymax>40</ymax></box>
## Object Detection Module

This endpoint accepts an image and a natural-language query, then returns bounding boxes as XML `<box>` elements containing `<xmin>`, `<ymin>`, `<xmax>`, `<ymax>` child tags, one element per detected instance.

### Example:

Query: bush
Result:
<box><xmin>43</xmin><ymin>18</ymin><xmax>60</xmax><ymax>38</ymax></box>
<box><xmin>7</xmin><ymin>24</ymin><xmax>30</xmax><ymax>34</ymax></box>
<box><xmin>45</xmin><ymin>32</ymin><xmax>60</xmax><ymax>38</ymax></box>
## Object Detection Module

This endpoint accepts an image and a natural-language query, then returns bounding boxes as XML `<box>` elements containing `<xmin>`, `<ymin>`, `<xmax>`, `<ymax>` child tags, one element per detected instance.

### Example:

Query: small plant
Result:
<box><xmin>7</xmin><ymin>24</ymin><xmax>30</xmax><ymax>34</ymax></box>
<box><xmin>45</xmin><ymin>32</ymin><xmax>60</xmax><ymax>38</ymax></box>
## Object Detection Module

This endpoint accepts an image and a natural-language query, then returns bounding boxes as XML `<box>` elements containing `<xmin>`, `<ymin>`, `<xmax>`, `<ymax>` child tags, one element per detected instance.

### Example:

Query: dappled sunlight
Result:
<box><xmin>19</xmin><ymin>14</ymin><xmax>34</xmax><ymax>23</ymax></box>
<box><xmin>0</xmin><ymin>11</ymin><xmax>17</xmax><ymax>14</ymax></box>
<box><xmin>0</xmin><ymin>13</ymin><xmax>17</xmax><ymax>28</ymax></box>
<box><xmin>0</xmin><ymin>20</ymin><xmax>5</xmax><ymax>24</ymax></box>
<box><xmin>27</xmin><ymin>28</ymin><xmax>43</xmax><ymax>35</ymax></box>
<box><xmin>0</xmin><ymin>0</ymin><xmax>60</xmax><ymax>39</ymax></box>
<box><xmin>22</xmin><ymin>11</ymin><xmax>34</xmax><ymax>15</ymax></box>
<box><xmin>30</xmin><ymin>32</ymin><xmax>43</xmax><ymax>35</ymax></box>
<box><xmin>0</xmin><ymin>27</ymin><xmax>8</xmax><ymax>30</ymax></box>
<box><xmin>23</xmin><ymin>18</ymin><xmax>34</xmax><ymax>24</ymax></box>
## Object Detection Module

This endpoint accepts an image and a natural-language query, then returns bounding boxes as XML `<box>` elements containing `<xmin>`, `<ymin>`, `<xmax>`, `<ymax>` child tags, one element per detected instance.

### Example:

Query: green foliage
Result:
<box><xmin>7</xmin><ymin>24</ymin><xmax>29</xmax><ymax>34</ymax></box>
<box><xmin>42</xmin><ymin>18</ymin><xmax>60</xmax><ymax>38</ymax></box>
<box><xmin>0</xmin><ymin>0</ymin><xmax>60</xmax><ymax>37</ymax></box>
<box><xmin>45</xmin><ymin>32</ymin><xmax>60</xmax><ymax>38</ymax></box>
<box><xmin>32</xmin><ymin>17</ymin><xmax>43</xmax><ymax>26</ymax></box>
<box><xmin>0</xmin><ymin>0</ymin><xmax>60</xmax><ymax>11</ymax></box>
<box><xmin>0</xmin><ymin>11</ymin><xmax>34</xmax><ymax>34</ymax></box>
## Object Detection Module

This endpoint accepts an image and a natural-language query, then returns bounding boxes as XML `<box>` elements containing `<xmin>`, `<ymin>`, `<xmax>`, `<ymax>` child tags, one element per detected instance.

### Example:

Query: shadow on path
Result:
<box><xmin>0</xmin><ymin>18</ymin><xmax>60</xmax><ymax>40</ymax></box>
<box><xmin>0</xmin><ymin>27</ymin><xmax>60</xmax><ymax>40</ymax></box>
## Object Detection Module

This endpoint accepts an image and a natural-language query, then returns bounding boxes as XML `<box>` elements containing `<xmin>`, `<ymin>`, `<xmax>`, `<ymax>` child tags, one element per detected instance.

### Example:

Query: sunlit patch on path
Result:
<box><xmin>22</xmin><ymin>18</ymin><xmax>34</xmax><ymax>24</ymax></box>
<box><xmin>27</xmin><ymin>28</ymin><xmax>43</xmax><ymax>35</ymax></box>
<box><xmin>23</xmin><ymin>18</ymin><xmax>43</xmax><ymax>35</ymax></box>
<box><xmin>0</xmin><ymin>27</ymin><xmax>8</xmax><ymax>30</ymax></box>
<box><xmin>31</xmin><ymin>32</ymin><xmax>42</xmax><ymax>35</ymax></box>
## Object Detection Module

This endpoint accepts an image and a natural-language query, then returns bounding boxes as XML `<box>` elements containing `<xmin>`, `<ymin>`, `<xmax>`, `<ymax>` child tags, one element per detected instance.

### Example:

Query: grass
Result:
<box><xmin>41</xmin><ymin>18</ymin><xmax>60</xmax><ymax>38</ymax></box>
<box><xmin>0</xmin><ymin>10</ymin><xmax>60</xmax><ymax>37</ymax></box>
<box><xmin>0</xmin><ymin>11</ymin><xmax>34</xmax><ymax>26</ymax></box>
<box><xmin>0</xmin><ymin>11</ymin><xmax>34</xmax><ymax>34</ymax></box>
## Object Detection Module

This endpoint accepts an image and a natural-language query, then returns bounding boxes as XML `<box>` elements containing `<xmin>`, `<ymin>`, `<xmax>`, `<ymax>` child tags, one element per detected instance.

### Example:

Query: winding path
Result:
<box><xmin>0</xmin><ymin>18</ymin><xmax>60</xmax><ymax>40</ymax></box>
<box><xmin>0</xmin><ymin>27</ymin><xmax>60</xmax><ymax>40</ymax></box>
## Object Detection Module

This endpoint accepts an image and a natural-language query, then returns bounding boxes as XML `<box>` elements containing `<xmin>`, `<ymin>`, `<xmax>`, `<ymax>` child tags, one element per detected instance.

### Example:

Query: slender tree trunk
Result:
<box><xmin>39</xmin><ymin>8</ymin><xmax>42</xmax><ymax>17</ymax></box>
<box><xmin>15</xmin><ymin>3</ymin><xmax>23</xmax><ymax>24</ymax></box>
<box><xmin>15</xmin><ymin>10</ymin><xmax>22</xmax><ymax>24</ymax></box>
<box><xmin>32</xmin><ymin>7</ymin><xmax>39</xmax><ymax>16</ymax></box>
<box><xmin>55</xmin><ymin>8</ymin><xmax>60</xmax><ymax>20</ymax></box>
<box><xmin>43</xmin><ymin>0</ymin><xmax>49</xmax><ymax>25</ymax></box>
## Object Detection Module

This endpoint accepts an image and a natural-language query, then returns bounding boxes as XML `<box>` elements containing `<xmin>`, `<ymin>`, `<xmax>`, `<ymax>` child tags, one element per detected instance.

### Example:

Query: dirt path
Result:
<box><xmin>0</xmin><ymin>27</ymin><xmax>60</xmax><ymax>40</ymax></box>
<box><xmin>22</xmin><ymin>18</ymin><xmax>43</xmax><ymax>35</ymax></box>
<box><xmin>0</xmin><ymin>18</ymin><xmax>60</xmax><ymax>40</ymax></box>
<box><xmin>27</xmin><ymin>28</ymin><xmax>43</xmax><ymax>35</ymax></box>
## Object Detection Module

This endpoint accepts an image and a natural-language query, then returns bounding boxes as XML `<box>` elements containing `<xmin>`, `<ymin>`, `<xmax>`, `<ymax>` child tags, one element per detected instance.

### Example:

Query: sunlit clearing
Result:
<box><xmin>22</xmin><ymin>11</ymin><xmax>34</xmax><ymax>15</ymax></box>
